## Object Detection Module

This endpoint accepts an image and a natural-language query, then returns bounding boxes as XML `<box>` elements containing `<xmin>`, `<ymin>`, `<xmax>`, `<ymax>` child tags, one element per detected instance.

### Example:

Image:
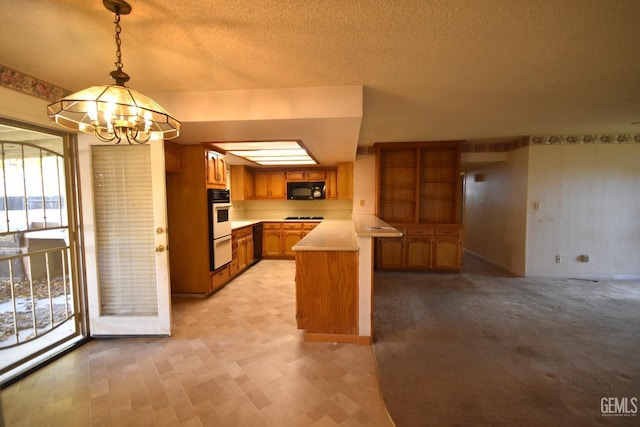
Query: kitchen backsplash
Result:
<box><xmin>230</xmin><ymin>199</ymin><xmax>352</xmax><ymax>221</ymax></box>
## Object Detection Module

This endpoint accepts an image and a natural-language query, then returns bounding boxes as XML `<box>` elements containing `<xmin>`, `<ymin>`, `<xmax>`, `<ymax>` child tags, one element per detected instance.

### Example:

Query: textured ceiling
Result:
<box><xmin>1</xmin><ymin>0</ymin><xmax>639</xmax><ymax>164</ymax></box>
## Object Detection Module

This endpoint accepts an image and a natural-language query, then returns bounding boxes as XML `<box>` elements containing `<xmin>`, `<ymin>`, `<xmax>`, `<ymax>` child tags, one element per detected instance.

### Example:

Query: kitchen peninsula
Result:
<box><xmin>292</xmin><ymin>215</ymin><xmax>401</xmax><ymax>344</ymax></box>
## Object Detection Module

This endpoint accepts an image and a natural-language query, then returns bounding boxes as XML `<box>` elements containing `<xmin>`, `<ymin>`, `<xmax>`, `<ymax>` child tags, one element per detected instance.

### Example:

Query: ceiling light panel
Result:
<box><xmin>208</xmin><ymin>140</ymin><xmax>317</xmax><ymax>166</ymax></box>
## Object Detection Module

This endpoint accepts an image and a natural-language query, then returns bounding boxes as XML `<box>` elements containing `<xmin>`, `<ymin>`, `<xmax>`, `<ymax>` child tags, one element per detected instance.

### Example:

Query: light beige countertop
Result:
<box><xmin>292</xmin><ymin>219</ymin><xmax>359</xmax><ymax>251</ymax></box>
<box><xmin>351</xmin><ymin>214</ymin><xmax>403</xmax><ymax>237</ymax></box>
<box><xmin>231</xmin><ymin>220</ymin><xmax>263</xmax><ymax>230</ymax></box>
<box><xmin>233</xmin><ymin>215</ymin><xmax>401</xmax><ymax>250</ymax></box>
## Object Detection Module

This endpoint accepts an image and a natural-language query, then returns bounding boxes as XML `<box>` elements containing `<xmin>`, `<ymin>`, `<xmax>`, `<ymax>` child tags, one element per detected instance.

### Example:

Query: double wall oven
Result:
<box><xmin>208</xmin><ymin>189</ymin><xmax>232</xmax><ymax>271</ymax></box>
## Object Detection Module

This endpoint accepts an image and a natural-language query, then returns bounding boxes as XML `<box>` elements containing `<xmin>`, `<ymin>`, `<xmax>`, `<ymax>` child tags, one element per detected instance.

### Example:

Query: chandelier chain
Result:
<box><xmin>114</xmin><ymin>12</ymin><xmax>123</xmax><ymax>71</ymax></box>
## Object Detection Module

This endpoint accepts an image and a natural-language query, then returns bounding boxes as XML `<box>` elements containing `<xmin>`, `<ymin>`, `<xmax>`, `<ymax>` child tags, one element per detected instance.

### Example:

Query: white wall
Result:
<box><xmin>0</xmin><ymin>87</ymin><xmax>52</xmax><ymax>126</ymax></box>
<box><xmin>464</xmin><ymin>147</ymin><xmax>529</xmax><ymax>276</ymax></box>
<box><xmin>526</xmin><ymin>143</ymin><xmax>640</xmax><ymax>278</ymax></box>
<box><xmin>352</xmin><ymin>154</ymin><xmax>376</xmax><ymax>215</ymax></box>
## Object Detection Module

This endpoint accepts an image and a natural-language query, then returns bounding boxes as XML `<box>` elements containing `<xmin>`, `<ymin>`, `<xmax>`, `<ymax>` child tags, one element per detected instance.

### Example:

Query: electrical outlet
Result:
<box><xmin>359</xmin><ymin>199</ymin><xmax>365</xmax><ymax>206</ymax></box>
<box><xmin>580</xmin><ymin>254</ymin><xmax>589</xmax><ymax>262</ymax></box>
<box><xmin>555</xmin><ymin>255</ymin><xmax>562</xmax><ymax>263</ymax></box>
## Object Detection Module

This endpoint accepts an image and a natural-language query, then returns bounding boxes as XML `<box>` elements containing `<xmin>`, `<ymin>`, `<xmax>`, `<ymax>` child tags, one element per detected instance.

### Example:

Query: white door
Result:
<box><xmin>78</xmin><ymin>136</ymin><xmax>171</xmax><ymax>336</ymax></box>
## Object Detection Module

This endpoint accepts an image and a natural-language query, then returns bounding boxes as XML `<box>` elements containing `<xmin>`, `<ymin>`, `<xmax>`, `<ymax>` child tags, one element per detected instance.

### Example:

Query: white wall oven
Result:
<box><xmin>208</xmin><ymin>189</ymin><xmax>232</xmax><ymax>270</ymax></box>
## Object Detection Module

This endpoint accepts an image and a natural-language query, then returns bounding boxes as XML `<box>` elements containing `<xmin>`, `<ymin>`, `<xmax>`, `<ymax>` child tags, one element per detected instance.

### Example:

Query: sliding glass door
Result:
<box><xmin>0</xmin><ymin>119</ymin><xmax>86</xmax><ymax>384</ymax></box>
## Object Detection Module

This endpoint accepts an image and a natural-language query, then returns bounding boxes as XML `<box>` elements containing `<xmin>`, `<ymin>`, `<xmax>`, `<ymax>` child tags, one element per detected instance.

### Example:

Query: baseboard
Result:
<box><xmin>358</xmin><ymin>336</ymin><xmax>372</xmax><ymax>345</ymax></box>
<box><xmin>303</xmin><ymin>332</ymin><xmax>358</xmax><ymax>343</ymax></box>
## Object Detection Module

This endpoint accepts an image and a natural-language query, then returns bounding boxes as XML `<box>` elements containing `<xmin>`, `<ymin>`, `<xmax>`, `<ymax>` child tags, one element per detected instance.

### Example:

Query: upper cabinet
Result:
<box><xmin>205</xmin><ymin>149</ymin><xmax>227</xmax><ymax>189</ymax></box>
<box><xmin>230</xmin><ymin>163</ymin><xmax>353</xmax><ymax>201</ymax></box>
<box><xmin>254</xmin><ymin>170</ymin><xmax>286</xmax><ymax>199</ymax></box>
<box><xmin>230</xmin><ymin>165</ymin><xmax>254</xmax><ymax>200</ymax></box>
<box><xmin>285</xmin><ymin>169</ymin><xmax>326</xmax><ymax>181</ymax></box>
<box><xmin>164</xmin><ymin>140</ymin><xmax>182</xmax><ymax>173</ymax></box>
<box><xmin>375</xmin><ymin>141</ymin><xmax>461</xmax><ymax>224</ymax></box>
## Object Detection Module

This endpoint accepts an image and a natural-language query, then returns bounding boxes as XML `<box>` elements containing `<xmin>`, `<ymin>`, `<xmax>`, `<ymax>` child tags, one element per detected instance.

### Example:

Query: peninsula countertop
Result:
<box><xmin>292</xmin><ymin>219</ymin><xmax>359</xmax><ymax>251</ymax></box>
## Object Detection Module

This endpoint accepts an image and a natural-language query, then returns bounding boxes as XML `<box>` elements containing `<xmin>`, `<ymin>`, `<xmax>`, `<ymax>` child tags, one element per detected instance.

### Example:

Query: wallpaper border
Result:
<box><xmin>0</xmin><ymin>65</ymin><xmax>70</xmax><ymax>103</ymax></box>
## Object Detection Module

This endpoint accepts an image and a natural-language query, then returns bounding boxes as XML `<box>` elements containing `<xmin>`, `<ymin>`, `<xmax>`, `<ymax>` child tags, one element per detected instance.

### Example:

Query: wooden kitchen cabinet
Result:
<box><xmin>205</xmin><ymin>149</ymin><xmax>226</xmax><ymax>189</ymax></box>
<box><xmin>166</xmin><ymin>145</ymin><xmax>215</xmax><ymax>295</ymax></box>
<box><xmin>325</xmin><ymin>163</ymin><xmax>353</xmax><ymax>200</ymax></box>
<box><xmin>232</xmin><ymin>226</ymin><xmax>254</xmax><ymax>276</ymax></box>
<box><xmin>375</xmin><ymin>141</ymin><xmax>463</xmax><ymax>270</ymax></box>
<box><xmin>325</xmin><ymin>169</ymin><xmax>337</xmax><ymax>199</ymax></box>
<box><xmin>376</xmin><ymin>224</ymin><xmax>462</xmax><ymax>271</ymax></box>
<box><xmin>337</xmin><ymin>162</ymin><xmax>353</xmax><ymax>200</ymax></box>
<box><xmin>210</xmin><ymin>266</ymin><xmax>229</xmax><ymax>293</ymax></box>
<box><xmin>230</xmin><ymin>165</ymin><xmax>254</xmax><ymax>200</ymax></box>
<box><xmin>303</xmin><ymin>222</ymin><xmax>318</xmax><ymax>235</ymax></box>
<box><xmin>283</xmin><ymin>224</ymin><xmax>304</xmax><ymax>257</ymax></box>
<box><xmin>285</xmin><ymin>169</ymin><xmax>326</xmax><ymax>181</ymax></box>
<box><xmin>262</xmin><ymin>223</ymin><xmax>283</xmax><ymax>257</ymax></box>
<box><xmin>262</xmin><ymin>222</ymin><xmax>318</xmax><ymax>258</ymax></box>
<box><xmin>377</xmin><ymin>237</ymin><xmax>404</xmax><ymax>269</ymax></box>
<box><xmin>164</xmin><ymin>140</ymin><xmax>181</xmax><ymax>172</ymax></box>
<box><xmin>254</xmin><ymin>171</ymin><xmax>286</xmax><ymax>199</ymax></box>
<box><xmin>295</xmin><ymin>250</ymin><xmax>358</xmax><ymax>342</ymax></box>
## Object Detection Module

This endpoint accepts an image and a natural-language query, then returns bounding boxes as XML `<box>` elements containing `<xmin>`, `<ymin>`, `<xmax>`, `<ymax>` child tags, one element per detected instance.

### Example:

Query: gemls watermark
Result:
<box><xmin>601</xmin><ymin>397</ymin><xmax>638</xmax><ymax>417</ymax></box>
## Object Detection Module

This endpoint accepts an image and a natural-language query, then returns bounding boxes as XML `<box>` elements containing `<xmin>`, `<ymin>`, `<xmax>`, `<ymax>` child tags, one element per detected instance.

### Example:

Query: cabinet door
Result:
<box><xmin>405</xmin><ymin>238</ymin><xmax>432</xmax><ymax>269</ymax></box>
<box><xmin>254</xmin><ymin>171</ymin><xmax>285</xmax><ymax>199</ymax></box>
<box><xmin>254</xmin><ymin>172</ymin><xmax>269</xmax><ymax>199</ymax></box>
<box><xmin>286</xmin><ymin>170</ymin><xmax>305</xmax><ymax>180</ymax></box>
<box><xmin>377</xmin><ymin>238</ymin><xmax>404</xmax><ymax>269</ymax></box>
<box><xmin>237</xmin><ymin>237</ymin><xmax>248</xmax><ymax>270</ymax></box>
<box><xmin>230</xmin><ymin>165</ymin><xmax>254</xmax><ymax>201</ymax></box>
<box><xmin>205</xmin><ymin>150</ymin><xmax>226</xmax><ymax>188</ymax></box>
<box><xmin>246</xmin><ymin>235</ymin><xmax>254</xmax><ymax>264</ymax></box>
<box><xmin>337</xmin><ymin>162</ymin><xmax>353</xmax><ymax>199</ymax></box>
<box><xmin>432</xmin><ymin>237</ymin><xmax>461</xmax><ymax>270</ymax></box>
<box><xmin>325</xmin><ymin>169</ymin><xmax>337</xmax><ymax>199</ymax></box>
<box><xmin>269</xmin><ymin>171</ymin><xmax>286</xmax><ymax>198</ymax></box>
<box><xmin>305</xmin><ymin>169</ymin><xmax>326</xmax><ymax>180</ymax></box>
<box><xmin>263</xmin><ymin>230</ymin><xmax>282</xmax><ymax>256</ymax></box>
<box><xmin>283</xmin><ymin>231</ymin><xmax>303</xmax><ymax>256</ymax></box>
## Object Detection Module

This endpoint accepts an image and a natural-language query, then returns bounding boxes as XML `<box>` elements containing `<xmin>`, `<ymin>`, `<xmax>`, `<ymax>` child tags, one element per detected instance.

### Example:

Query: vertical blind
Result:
<box><xmin>91</xmin><ymin>145</ymin><xmax>158</xmax><ymax>316</ymax></box>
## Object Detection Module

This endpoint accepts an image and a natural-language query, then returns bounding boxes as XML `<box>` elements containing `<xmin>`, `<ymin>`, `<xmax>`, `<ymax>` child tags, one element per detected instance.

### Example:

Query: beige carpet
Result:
<box><xmin>372</xmin><ymin>255</ymin><xmax>640</xmax><ymax>426</ymax></box>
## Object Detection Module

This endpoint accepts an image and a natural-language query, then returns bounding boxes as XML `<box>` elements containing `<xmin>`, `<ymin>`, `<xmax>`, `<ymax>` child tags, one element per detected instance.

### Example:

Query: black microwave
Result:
<box><xmin>287</xmin><ymin>181</ymin><xmax>325</xmax><ymax>200</ymax></box>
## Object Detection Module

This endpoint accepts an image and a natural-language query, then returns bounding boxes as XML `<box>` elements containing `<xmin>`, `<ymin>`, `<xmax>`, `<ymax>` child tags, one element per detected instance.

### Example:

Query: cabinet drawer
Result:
<box><xmin>263</xmin><ymin>222</ymin><xmax>282</xmax><ymax>230</ymax></box>
<box><xmin>303</xmin><ymin>222</ymin><xmax>319</xmax><ymax>231</ymax></box>
<box><xmin>434</xmin><ymin>225</ymin><xmax>461</xmax><ymax>237</ymax></box>
<box><xmin>282</xmin><ymin>222</ymin><xmax>303</xmax><ymax>230</ymax></box>
<box><xmin>210</xmin><ymin>266</ymin><xmax>229</xmax><ymax>292</ymax></box>
<box><xmin>404</xmin><ymin>227</ymin><xmax>434</xmax><ymax>237</ymax></box>
<box><xmin>236</xmin><ymin>227</ymin><xmax>252</xmax><ymax>238</ymax></box>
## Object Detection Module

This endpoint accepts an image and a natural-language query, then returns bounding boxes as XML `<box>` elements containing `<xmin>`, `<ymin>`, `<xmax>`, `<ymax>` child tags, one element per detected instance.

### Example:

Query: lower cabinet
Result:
<box><xmin>295</xmin><ymin>250</ymin><xmax>358</xmax><ymax>342</ymax></box>
<box><xmin>210</xmin><ymin>266</ymin><xmax>229</xmax><ymax>293</ymax></box>
<box><xmin>377</xmin><ymin>224</ymin><xmax>463</xmax><ymax>270</ymax></box>
<box><xmin>231</xmin><ymin>225</ymin><xmax>254</xmax><ymax>279</ymax></box>
<box><xmin>262</xmin><ymin>222</ymin><xmax>319</xmax><ymax>259</ymax></box>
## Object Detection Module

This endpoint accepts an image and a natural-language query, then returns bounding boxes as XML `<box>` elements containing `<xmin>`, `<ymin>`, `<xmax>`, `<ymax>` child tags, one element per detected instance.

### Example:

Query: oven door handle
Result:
<box><xmin>215</xmin><ymin>235</ymin><xmax>232</xmax><ymax>243</ymax></box>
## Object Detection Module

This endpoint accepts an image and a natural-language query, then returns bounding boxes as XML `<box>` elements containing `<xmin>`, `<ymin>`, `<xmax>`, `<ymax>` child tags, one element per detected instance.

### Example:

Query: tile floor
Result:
<box><xmin>1</xmin><ymin>260</ymin><xmax>393</xmax><ymax>427</ymax></box>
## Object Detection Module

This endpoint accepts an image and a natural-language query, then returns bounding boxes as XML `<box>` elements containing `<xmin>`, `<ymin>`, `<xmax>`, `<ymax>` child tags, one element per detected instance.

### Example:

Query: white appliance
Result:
<box><xmin>208</xmin><ymin>189</ymin><xmax>232</xmax><ymax>270</ymax></box>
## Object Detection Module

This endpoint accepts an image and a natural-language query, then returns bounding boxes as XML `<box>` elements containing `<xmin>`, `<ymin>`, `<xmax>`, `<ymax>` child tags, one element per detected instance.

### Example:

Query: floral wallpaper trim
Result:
<box><xmin>0</xmin><ymin>65</ymin><xmax>70</xmax><ymax>103</ymax></box>
<box><xmin>464</xmin><ymin>134</ymin><xmax>640</xmax><ymax>152</ymax></box>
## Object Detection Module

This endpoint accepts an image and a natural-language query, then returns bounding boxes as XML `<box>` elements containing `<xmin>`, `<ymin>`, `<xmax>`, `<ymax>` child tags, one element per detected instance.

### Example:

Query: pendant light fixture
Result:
<box><xmin>47</xmin><ymin>0</ymin><xmax>180</xmax><ymax>144</ymax></box>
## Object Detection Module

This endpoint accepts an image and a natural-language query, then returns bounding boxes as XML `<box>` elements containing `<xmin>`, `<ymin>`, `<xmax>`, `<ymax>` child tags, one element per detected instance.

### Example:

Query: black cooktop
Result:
<box><xmin>284</xmin><ymin>216</ymin><xmax>324</xmax><ymax>220</ymax></box>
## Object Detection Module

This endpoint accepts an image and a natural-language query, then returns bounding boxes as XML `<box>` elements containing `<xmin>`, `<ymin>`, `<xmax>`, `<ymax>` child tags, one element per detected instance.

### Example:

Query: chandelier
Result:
<box><xmin>47</xmin><ymin>0</ymin><xmax>180</xmax><ymax>144</ymax></box>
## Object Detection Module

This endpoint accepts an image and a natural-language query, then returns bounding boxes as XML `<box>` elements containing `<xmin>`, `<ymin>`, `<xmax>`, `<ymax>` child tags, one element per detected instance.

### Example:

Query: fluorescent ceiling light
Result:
<box><xmin>206</xmin><ymin>140</ymin><xmax>317</xmax><ymax>166</ymax></box>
